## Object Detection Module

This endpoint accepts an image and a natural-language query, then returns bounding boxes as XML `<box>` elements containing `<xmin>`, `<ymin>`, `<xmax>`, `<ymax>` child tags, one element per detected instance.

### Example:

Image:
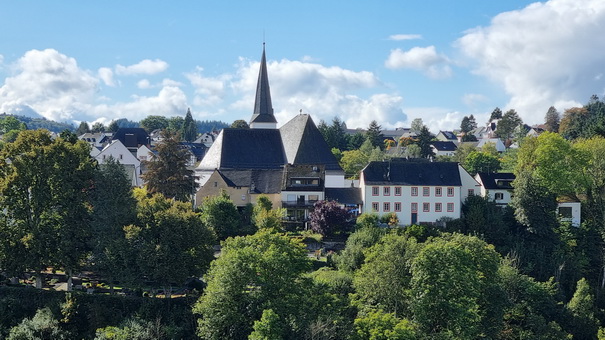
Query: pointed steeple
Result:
<box><xmin>249</xmin><ymin>43</ymin><xmax>277</xmax><ymax>129</ymax></box>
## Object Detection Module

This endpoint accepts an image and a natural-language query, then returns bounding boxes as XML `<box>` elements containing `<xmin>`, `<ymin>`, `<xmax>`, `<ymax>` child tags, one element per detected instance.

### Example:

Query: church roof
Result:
<box><xmin>362</xmin><ymin>160</ymin><xmax>462</xmax><ymax>186</ymax></box>
<box><xmin>249</xmin><ymin>44</ymin><xmax>276</xmax><ymax>125</ymax></box>
<box><xmin>279</xmin><ymin>114</ymin><xmax>342</xmax><ymax>171</ymax></box>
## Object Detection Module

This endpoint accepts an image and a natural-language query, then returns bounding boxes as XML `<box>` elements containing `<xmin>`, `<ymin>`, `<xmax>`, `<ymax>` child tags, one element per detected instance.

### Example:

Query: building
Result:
<box><xmin>195</xmin><ymin>45</ymin><xmax>347</xmax><ymax>224</ymax></box>
<box><xmin>359</xmin><ymin>159</ymin><xmax>480</xmax><ymax>225</ymax></box>
<box><xmin>430</xmin><ymin>141</ymin><xmax>457</xmax><ymax>157</ymax></box>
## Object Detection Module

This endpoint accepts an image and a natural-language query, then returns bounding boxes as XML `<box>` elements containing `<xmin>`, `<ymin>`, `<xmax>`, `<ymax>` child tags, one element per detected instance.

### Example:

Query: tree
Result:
<box><xmin>249</xmin><ymin>309</ymin><xmax>284</xmax><ymax>340</ymax></box>
<box><xmin>496</xmin><ymin>109</ymin><xmax>523</xmax><ymax>140</ymax></box>
<box><xmin>76</xmin><ymin>121</ymin><xmax>90</xmax><ymax>135</ymax></box>
<box><xmin>230</xmin><ymin>119</ymin><xmax>250</xmax><ymax>129</ymax></box>
<box><xmin>252</xmin><ymin>195</ymin><xmax>285</xmax><ymax>233</ymax></box>
<box><xmin>8</xmin><ymin>307</ymin><xmax>70</xmax><ymax>340</ymax></box>
<box><xmin>559</xmin><ymin>107</ymin><xmax>589</xmax><ymax>140</ymax></box>
<box><xmin>181</xmin><ymin>108</ymin><xmax>197</xmax><ymax>142</ymax></box>
<box><xmin>140</xmin><ymin>115</ymin><xmax>169</xmax><ymax>132</ymax></box>
<box><xmin>91</xmin><ymin>122</ymin><xmax>105</xmax><ymax>133</ymax></box>
<box><xmin>0</xmin><ymin>130</ymin><xmax>96</xmax><ymax>289</ymax></box>
<box><xmin>141</xmin><ymin>129</ymin><xmax>196</xmax><ymax>201</ymax></box>
<box><xmin>167</xmin><ymin>116</ymin><xmax>184</xmax><ymax>132</ymax></box>
<box><xmin>193</xmin><ymin>230</ymin><xmax>312</xmax><ymax>340</ymax></box>
<box><xmin>347</xmin><ymin>132</ymin><xmax>366</xmax><ymax>150</ymax></box>
<box><xmin>0</xmin><ymin>116</ymin><xmax>24</xmax><ymax>134</ymax></box>
<box><xmin>460</xmin><ymin>116</ymin><xmax>473</xmax><ymax>134</ymax></box>
<box><xmin>366</xmin><ymin>120</ymin><xmax>384</xmax><ymax>149</ymax></box>
<box><xmin>90</xmin><ymin>157</ymin><xmax>138</xmax><ymax>291</ymax></box>
<box><xmin>566</xmin><ymin>278</ymin><xmax>599</xmax><ymax>340</ymax></box>
<box><xmin>334</xmin><ymin>221</ymin><xmax>385</xmax><ymax>272</ymax></box>
<box><xmin>309</xmin><ymin>200</ymin><xmax>351</xmax><ymax>236</ymax></box>
<box><xmin>463</xmin><ymin>151</ymin><xmax>501</xmax><ymax>175</ymax></box>
<box><xmin>340</xmin><ymin>149</ymin><xmax>369</xmax><ymax>179</ymax></box>
<box><xmin>123</xmin><ymin>188</ymin><xmax>216</xmax><ymax>296</ymax></box>
<box><xmin>417</xmin><ymin>126</ymin><xmax>434</xmax><ymax>158</ymax></box>
<box><xmin>107</xmin><ymin>120</ymin><xmax>119</xmax><ymax>133</ymax></box>
<box><xmin>352</xmin><ymin>311</ymin><xmax>417</xmax><ymax>340</ymax></box>
<box><xmin>490</xmin><ymin>107</ymin><xmax>503</xmax><ymax>121</ymax></box>
<box><xmin>410</xmin><ymin>118</ymin><xmax>423</xmax><ymax>133</ymax></box>
<box><xmin>511</xmin><ymin>170</ymin><xmax>558</xmax><ymax>235</ymax></box>
<box><xmin>544</xmin><ymin>106</ymin><xmax>560</xmax><ymax>133</ymax></box>
<box><xmin>199</xmin><ymin>190</ymin><xmax>241</xmax><ymax>239</ymax></box>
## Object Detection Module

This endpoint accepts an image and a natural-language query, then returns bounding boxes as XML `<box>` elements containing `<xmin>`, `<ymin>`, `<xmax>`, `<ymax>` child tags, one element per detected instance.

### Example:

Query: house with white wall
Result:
<box><xmin>359</xmin><ymin>160</ymin><xmax>479</xmax><ymax>226</ymax></box>
<box><xmin>95</xmin><ymin>140</ymin><xmax>142</xmax><ymax>186</ymax></box>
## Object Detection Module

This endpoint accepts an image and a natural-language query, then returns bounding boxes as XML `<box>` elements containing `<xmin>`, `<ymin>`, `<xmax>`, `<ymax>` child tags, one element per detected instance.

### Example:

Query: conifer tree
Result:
<box><xmin>182</xmin><ymin>108</ymin><xmax>197</xmax><ymax>142</ymax></box>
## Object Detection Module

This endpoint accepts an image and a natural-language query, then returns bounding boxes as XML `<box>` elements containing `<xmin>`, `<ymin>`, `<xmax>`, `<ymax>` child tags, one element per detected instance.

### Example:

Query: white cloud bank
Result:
<box><xmin>115</xmin><ymin>59</ymin><xmax>169</xmax><ymax>75</ymax></box>
<box><xmin>385</xmin><ymin>46</ymin><xmax>452</xmax><ymax>79</ymax></box>
<box><xmin>456</xmin><ymin>0</ymin><xmax>605</xmax><ymax>125</ymax></box>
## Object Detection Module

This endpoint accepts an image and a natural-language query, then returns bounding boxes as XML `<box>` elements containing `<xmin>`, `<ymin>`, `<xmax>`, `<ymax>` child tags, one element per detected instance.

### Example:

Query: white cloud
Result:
<box><xmin>456</xmin><ymin>0</ymin><xmax>605</xmax><ymax>125</ymax></box>
<box><xmin>115</xmin><ymin>59</ymin><xmax>168</xmax><ymax>75</ymax></box>
<box><xmin>385</xmin><ymin>46</ymin><xmax>452</xmax><ymax>79</ymax></box>
<box><xmin>186</xmin><ymin>67</ymin><xmax>232</xmax><ymax>107</ymax></box>
<box><xmin>0</xmin><ymin>49</ymin><xmax>98</xmax><ymax>121</ymax></box>
<box><xmin>403</xmin><ymin>107</ymin><xmax>465</xmax><ymax>133</ymax></box>
<box><xmin>462</xmin><ymin>93</ymin><xmax>489</xmax><ymax>108</ymax></box>
<box><xmin>137</xmin><ymin>79</ymin><xmax>151</xmax><ymax>89</ymax></box>
<box><xmin>98</xmin><ymin>67</ymin><xmax>115</xmax><ymax>86</ymax></box>
<box><xmin>388</xmin><ymin>34</ymin><xmax>422</xmax><ymax>41</ymax></box>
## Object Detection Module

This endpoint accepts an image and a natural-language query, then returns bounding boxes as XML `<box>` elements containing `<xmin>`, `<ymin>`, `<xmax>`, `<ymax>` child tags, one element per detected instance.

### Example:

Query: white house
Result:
<box><xmin>477</xmin><ymin>138</ymin><xmax>506</xmax><ymax>153</ymax></box>
<box><xmin>430</xmin><ymin>141</ymin><xmax>457</xmax><ymax>157</ymax></box>
<box><xmin>359</xmin><ymin>160</ymin><xmax>480</xmax><ymax>226</ymax></box>
<box><xmin>137</xmin><ymin>144</ymin><xmax>155</xmax><ymax>162</ymax></box>
<box><xmin>95</xmin><ymin>140</ymin><xmax>142</xmax><ymax>186</ymax></box>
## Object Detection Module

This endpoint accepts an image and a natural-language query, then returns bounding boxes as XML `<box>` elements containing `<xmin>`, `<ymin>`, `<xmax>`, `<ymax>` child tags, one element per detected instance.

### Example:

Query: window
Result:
<box><xmin>423</xmin><ymin>202</ymin><xmax>430</xmax><ymax>212</ymax></box>
<box><xmin>395</xmin><ymin>202</ymin><xmax>401</xmax><ymax>212</ymax></box>
<box><xmin>411</xmin><ymin>203</ymin><xmax>418</xmax><ymax>212</ymax></box>
<box><xmin>558</xmin><ymin>207</ymin><xmax>573</xmax><ymax>218</ymax></box>
<box><xmin>468</xmin><ymin>189</ymin><xmax>474</xmax><ymax>196</ymax></box>
<box><xmin>384</xmin><ymin>187</ymin><xmax>390</xmax><ymax>196</ymax></box>
<box><xmin>423</xmin><ymin>187</ymin><xmax>430</xmax><ymax>196</ymax></box>
<box><xmin>308</xmin><ymin>195</ymin><xmax>319</xmax><ymax>202</ymax></box>
<box><xmin>447</xmin><ymin>187</ymin><xmax>454</xmax><ymax>197</ymax></box>
<box><xmin>395</xmin><ymin>187</ymin><xmax>402</xmax><ymax>196</ymax></box>
<box><xmin>213</xmin><ymin>182</ymin><xmax>218</xmax><ymax>187</ymax></box>
<box><xmin>372</xmin><ymin>187</ymin><xmax>379</xmax><ymax>196</ymax></box>
<box><xmin>495</xmin><ymin>192</ymin><xmax>504</xmax><ymax>200</ymax></box>
<box><xmin>447</xmin><ymin>203</ymin><xmax>454</xmax><ymax>212</ymax></box>
<box><xmin>241</xmin><ymin>195</ymin><xmax>246</xmax><ymax>201</ymax></box>
<box><xmin>435</xmin><ymin>202</ymin><xmax>442</xmax><ymax>212</ymax></box>
<box><xmin>372</xmin><ymin>202</ymin><xmax>379</xmax><ymax>212</ymax></box>
<box><xmin>383</xmin><ymin>202</ymin><xmax>390</xmax><ymax>212</ymax></box>
<box><xmin>435</xmin><ymin>187</ymin><xmax>442</xmax><ymax>196</ymax></box>
<box><xmin>411</xmin><ymin>187</ymin><xmax>418</xmax><ymax>196</ymax></box>
<box><xmin>119</xmin><ymin>154</ymin><xmax>123</xmax><ymax>160</ymax></box>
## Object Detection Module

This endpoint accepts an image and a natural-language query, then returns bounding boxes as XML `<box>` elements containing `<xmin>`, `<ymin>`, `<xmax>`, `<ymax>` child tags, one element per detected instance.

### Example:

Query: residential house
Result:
<box><xmin>477</xmin><ymin>138</ymin><xmax>506</xmax><ymax>153</ymax></box>
<box><xmin>79</xmin><ymin>132</ymin><xmax>111</xmax><ymax>149</ymax></box>
<box><xmin>95</xmin><ymin>140</ymin><xmax>142</xmax><ymax>186</ymax></box>
<box><xmin>360</xmin><ymin>159</ymin><xmax>480</xmax><ymax>226</ymax></box>
<box><xmin>436</xmin><ymin>131</ymin><xmax>458</xmax><ymax>143</ymax></box>
<box><xmin>430</xmin><ymin>141</ymin><xmax>457</xmax><ymax>157</ymax></box>
<box><xmin>111</xmin><ymin>128</ymin><xmax>150</xmax><ymax>153</ymax></box>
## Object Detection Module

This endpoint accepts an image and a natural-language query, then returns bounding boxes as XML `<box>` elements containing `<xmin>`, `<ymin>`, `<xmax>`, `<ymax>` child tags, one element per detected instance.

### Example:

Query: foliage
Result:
<box><xmin>544</xmin><ymin>106</ymin><xmax>560</xmax><ymax>133</ymax></box>
<box><xmin>335</xmin><ymin>224</ymin><xmax>385</xmax><ymax>272</ymax></box>
<box><xmin>139</xmin><ymin>115</ymin><xmax>169</xmax><ymax>132</ymax></box>
<box><xmin>416</xmin><ymin>126</ymin><xmax>434</xmax><ymax>158</ymax></box>
<box><xmin>76</xmin><ymin>121</ymin><xmax>91</xmax><ymax>135</ymax></box>
<box><xmin>511</xmin><ymin>170</ymin><xmax>558</xmax><ymax>235</ymax></box>
<box><xmin>199</xmin><ymin>190</ymin><xmax>242</xmax><ymax>239</ymax></box>
<box><xmin>248</xmin><ymin>309</ymin><xmax>284</xmax><ymax>340</ymax></box>
<box><xmin>318</xmin><ymin>117</ymin><xmax>349</xmax><ymax>151</ymax></box>
<box><xmin>463</xmin><ymin>151</ymin><xmax>501</xmax><ymax>175</ymax></box>
<box><xmin>193</xmin><ymin>230</ymin><xmax>312</xmax><ymax>339</ymax></box>
<box><xmin>309</xmin><ymin>200</ymin><xmax>351</xmax><ymax>236</ymax></box>
<box><xmin>124</xmin><ymin>188</ymin><xmax>216</xmax><ymax>293</ymax></box>
<box><xmin>352</xmin><ymin>311</ymin><xmax>417</xmax><ymax>340</ymax></box>
<box><xmin>7</xmin><ymin>307</ymin><xmax>70</xmax><ymax>340</ymax></box>
<box><xmin>496</xmin><ymin>109</ymin><xmax>523</xmax><ymax>140</ymax></box>
<box><xmin>366</xmin><ymin>120</ymin><xmax>384</xmax><ymax>149</ymax></box>
<box><xmin>181</xmin><ymin>108</ymin><xmax>197</xmax><ymax>142</ymax></box>
<box><xmin>490</xmin><ymin>107</ymin><xmax>503</xmax><ymax>121</ymax></box>
<box><xmin>340</xmin><ymin>149</ymin><xmax>369</xmax><ymax>179</ymax></box>
<box><xmin>230</xmin><ymin>119</ymin><xmax>250</xmax><ymax>129</ymax></box>
<box><xmin>566</xmin><ymin>278</ymin><xmax>599</xmax><ymax>340</ymax></box>
<box><xmin>94</xmin><ymin>317</ymin><xmax>165</xmax><ymax>340</ymax></box>
<box><xmin>410</xmin><ymin>118</ymin><xmax>423</xmax><ymax>133</ymax></box>
<box><xmin>460</xmin><ymin>115</ymin><xmax>477</xmax><ymax>134</ymax></box>
<box><xmin>141</xmin><ymin>129</ymin><xmax>196</xmax><ymax>201</ymax></box>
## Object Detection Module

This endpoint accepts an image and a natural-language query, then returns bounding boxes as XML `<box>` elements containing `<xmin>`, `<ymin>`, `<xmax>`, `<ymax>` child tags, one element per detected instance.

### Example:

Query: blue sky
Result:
<box><xmin>1</xmin><ymin>0</ymin><xmax>604</xmax><ymax>132</ymax></box>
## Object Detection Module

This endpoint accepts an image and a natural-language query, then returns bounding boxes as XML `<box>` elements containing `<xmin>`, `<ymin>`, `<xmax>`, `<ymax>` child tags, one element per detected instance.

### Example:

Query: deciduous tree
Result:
<box><xmin>309</xmin><ymin>200</ymin><xmax>351</xmax><ymax>236</ymax></box>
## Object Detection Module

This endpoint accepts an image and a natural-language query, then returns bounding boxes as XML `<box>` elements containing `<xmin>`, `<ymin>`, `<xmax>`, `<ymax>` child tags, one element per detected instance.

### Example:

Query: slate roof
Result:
<box><xmin>218</xmin><ymin>169</ymin><xmax>283</xmax><ymax>194</ymax></box>
<box><xmin>438</xmin><ymin>130</ymin><xmax>457</xmax><ymax>140</ymax></box>
<box><xmin>431</xmin><ymin>141</ymin><xmax>458</xmax><ymax>151</ymax></box>
<box><xmin>112</xmin><ymin>128</ymin><xmax>150</xmax><ymax>148</ymax></box>
<box><xmin>325</xmin><ymin>187</ymin><xmax>363</xmax><ymax>205</ymax></box>
<box><xmin>249</xmin><ymin>45</ymin><xmax>277</xmax><ymax>125</ymax></box>
<box><xmin>476</xmin><ymin>172</ymin><xmax>515</xmax><ymax>190</ymax></box>
<box><xmin>198</xmin><ymin>128</ymin><xmax>286</xmax><ymax>170</ymax></box>
<box><xmin>179</xmin><ymin>142</ymin><xmax>207</xmax><ymax>161</ymax></box>
<box><xmin>279</xmin><ymin>114</ymin><xmax>342</xmax><ymax>171</ymax></box>
<box><xmin>362</xmin><ymin>159</ymin><xmax>462</xmax><ymax>186</ymax></box>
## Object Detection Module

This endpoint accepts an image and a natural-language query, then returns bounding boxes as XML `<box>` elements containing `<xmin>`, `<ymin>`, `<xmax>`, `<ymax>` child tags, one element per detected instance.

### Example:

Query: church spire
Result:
<box><xmin>249</xmin><ymin>43</ymin><xmax>277</xmax><ymax>129</ymax></box>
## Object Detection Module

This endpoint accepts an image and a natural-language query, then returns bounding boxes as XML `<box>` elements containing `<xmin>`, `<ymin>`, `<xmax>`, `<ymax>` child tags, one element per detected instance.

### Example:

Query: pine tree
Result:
<box><xmin>544</xmin><ymin>106</ymin><xmax>560</xmax><ymax>132</ymax></box>
<box><xmin>181</xmin><ymin>108</ymin><xmax>197</xmax><ymax>142</ymax></box>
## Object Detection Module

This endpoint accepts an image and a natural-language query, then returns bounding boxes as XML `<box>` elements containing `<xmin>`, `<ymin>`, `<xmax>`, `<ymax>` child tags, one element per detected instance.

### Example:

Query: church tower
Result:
<box><xmin>249</xmin><ymin>43</ymin><xmax>277</xmax><ymax>129</ymax></box>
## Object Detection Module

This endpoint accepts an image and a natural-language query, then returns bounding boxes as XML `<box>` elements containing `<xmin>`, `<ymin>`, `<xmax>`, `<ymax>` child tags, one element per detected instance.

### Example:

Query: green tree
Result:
<box><xmin>544</xmin><ymin>106</ymin><xmax>560</xmax><ymax>133</ymax></box>
<box><xmin>230</xmin><ymin>119</ymin><xmax>250</xmax><ymax>129</ymax></box>
<box><xmin>249</xmin><ymin>309</ymin><xmax>284</xmax><ymax>340</ymax></box>
<box><xmin>496</xmin><ymin>109</ymin><xmax>523</xmax><ymax>140</ymax></box>
<box><xmin>94</xmin><ymin>317</ymin><xmax>165</xmax><ymax>340</ymax></box>
<box><xmin>167</xmin><ymin>116</ymin><xmax>184</xmax><ymax>132</ymax></box>
<box><xmin>199</xmin><ymin>191</ymin><xmax>241</xmax><ymax>239</ymax></box>
<box><xmin>463</xmin><ymin>151</ymin><xmax>501</xmax><ymax>175</ymax></box>
<box><xmin>124</xmin><ymin>188</ymin><xmax>216</xmax><ymax>295</ymax></box>
<box><xmin>139</xmin><ymin>115</ymin><xmax>169</xmax><ymax>132</ymax></box>
<box><xmin>8</xmin><ymin>307</ymin><xmax>70</xmax><ymax>340</ymax></box>
<box><xmin>193</xmin><ymin>230</ymin><xmax>312</xmax><ymax>340</ymax></box>
<box><xmin>348</xmin><ymin>132</ymin><xmax>366</xmax><ymax>150</ymax></box>
<box><xmin>90</xmin><ymin>157</ymin><xmax>138</xmax><ymax>291</ymax></box>
<box><xmin>366</xmin><ymin>120</ymin><xmax>384</xmax><ymax>149</ymax></box>
<box><xmin>76</xmin><ymin>121</ymin><xmax>90</xmax><ymax>135</ymax></box>
<box><xmin>334</xmin><ymin>222</ymin><xmax>385</xmax><ymax>272</ymax></box>
<box><xmin>319</xmin><ymin>117</ymin><xmax>348</xmax><ymax>151</ymax></box>
<box><xmin>107</xmin><ymin>120</ymin><xmax>119</xmax><ymax>133</ymax></box>
<box><xmin>91</xmin><ymin>122</ymin><xmax>106</xmax><ymax>133</ymax></box>
<box><xmin>141</xmin><ymin>130</ymin><xmax>196</xmax><ymax>201</ymax></box>
<box><xmin>566</xmin><ymin>278</ymin><xmax>599</xmax><ymax>340</ymax></box>
<box><xmin>410</xmin><ymin>118</ymin><xmax>423</xmax><ymax>133</ymax></box>
<box><xmin>181</xmin><ymin>108</ymin><xmax>197</xmax><ymax>142</ymax></box>
<box><xmin>340</xmin><ymin>149</ymin><xmax>369</xmax><ymax>179</ymax></box>
<box><xmin>559</xmin><ymin>107</ymin><xmax>589</xmax><ymax>139</ymax></box>
<box><xmin>417</xmin><ymin>126</ymin><xmax>434</xmax><ymax>158</ymax></box>
<box><xmin>490</xmin><ymin>107</ymin><xmax>503</xmax><ymax>121</ymax></box>
<box><xmin>0</xmin><ymin>130</ymin><xmax>96</xmax><ymax>289</ymax></box>
<box><xmin>352</xmin><ymin>310</ymin><xmax>417</xmax><ymax>340</ymax></box>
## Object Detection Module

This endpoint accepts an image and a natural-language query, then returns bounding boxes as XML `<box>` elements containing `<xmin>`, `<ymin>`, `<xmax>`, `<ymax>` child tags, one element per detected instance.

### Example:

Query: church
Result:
<box><xmin>194</xmin><ymin>45</ymin><xmax>352</xmax><ymax>228</ymax></box>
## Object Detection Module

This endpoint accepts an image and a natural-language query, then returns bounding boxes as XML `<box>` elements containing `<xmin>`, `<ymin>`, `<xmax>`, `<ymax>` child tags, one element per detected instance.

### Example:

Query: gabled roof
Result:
<box><xmin>431</xmin><ymin>141</ymin><xmax>457</xmax><ymax>151</ymax></box>
<box><xmin>198</xmin><ymin>128</ymin><xmax>286</xmax><ymax>170</ymax></box>
<box><xmin>362</xmin><ymin>159</ymin><xmax>462</xmax><ymax>186</ymax></box>
<box><xmin>249</xmin><ymin>44</ymin><xmax>276</xmax><ymax>125</ymax></box>
<box><xmin>279</xmin><ymin>114</ymin><xmax>342</xmax><ymax>171</ymax></box>
<box><xmin>325</xmin><ymin>187</ymin><xmax>363</xmax><ymax>205</ymax></box>
<box><xmin>438</xmin><ymin>130</ymin><xmax>457</xmax><ymax>140</ymax></box>
<box><xmin>218</xmin><ymin>169</ymin><xmax>283</xmax><ymax>194</ymax></box>
<box><xmin>112</xmin><ymin>128</ymin><xmax>149</xmax><ymax>148</ymax></box>
<box><xmin>476</xmin><ymin>172</ymin><xmax>515</xmax><ymax>190</ymax></box>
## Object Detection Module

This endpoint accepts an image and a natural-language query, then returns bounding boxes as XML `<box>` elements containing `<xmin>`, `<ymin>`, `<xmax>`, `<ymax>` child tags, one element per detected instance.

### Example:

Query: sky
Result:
<box><xmin>1</xmin><ymin>0</ymin><xmax>605</xmax><ymax>133</ymax></box>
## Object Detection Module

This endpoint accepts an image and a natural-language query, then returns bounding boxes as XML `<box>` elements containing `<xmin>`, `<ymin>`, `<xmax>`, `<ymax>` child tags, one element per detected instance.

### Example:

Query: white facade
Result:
<box><xmin>477</xmin><ymin>138</ymin><xmax>506</xmax><ymax>153</ymax></box>
<box><xmin>137</xmin><ymin>145</ymin><xmax>154</xmax><ymax>162</ymax></box>
<box><xmin>557</xmin><ymin>202</ymin><xmax>582</xmax><ymax>227</ymax></box>
<box><xmin>325</xmin><ymin>170</ymin><xmax>346</xmax><ymax>188</ymax></box>
<box><xmin>96</xmin><ymin>140</ymin><xmax>142</xmax><ymax>186</ymax></box>
<box><xmin>250</xmin><ymin>121</ymin><xmax>277</xmax><ymax>129</ymax></box>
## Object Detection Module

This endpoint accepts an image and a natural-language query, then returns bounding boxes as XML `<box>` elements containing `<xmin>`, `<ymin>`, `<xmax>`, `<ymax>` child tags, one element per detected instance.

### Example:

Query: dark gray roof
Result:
<box><xmin>198</xmin><ymin>128</ymin><xmax>286</xmax><ymax>170</ymax></box>
<box><xmin>431</xmin><ymin>141</ymin><xmax>458</xmax><ymax>151</ymax></box>
<box><xmin>325</xmin><ymin>187</ymin><xmax>362</xmax><ymax>205</ymax></box>
<box><xmin>476</xmin><ymin>172</ymin><xmax>515</xmax><ymax>190</ymax></box>
<box><xmin>218</xmin><ymin>169</ymin><xmax>283</xmax><ymax>194</ymax></box>
<box><xmin>249</xmin><ymin>45</ymin><xmax>277</xmax><ymax>125</ymax></box>
<box><xmin>439</xmin><ymin>130</ymin><xmax>457</xmax><ymax>140</ymax></box>
<box><xmin>279</xmin><ymin>114</ymin><xmax>342</xmax><ymax>171</ymax></box>
<box><xmin>112</xmin><ymin>128</ymin><xmax>149</xmax><ymax>148</ymax></box>
<box><xmin>362</xmin><ymin>160</ymin><xmax>462</xmax><ymax>186</ymax></box>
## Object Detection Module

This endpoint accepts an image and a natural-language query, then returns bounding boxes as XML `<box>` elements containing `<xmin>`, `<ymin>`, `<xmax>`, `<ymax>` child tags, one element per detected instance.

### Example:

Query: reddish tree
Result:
<box><xmin>309</xmin><ymin>200</ymin><xmax>351</xmax><ymax>236</ymax></box>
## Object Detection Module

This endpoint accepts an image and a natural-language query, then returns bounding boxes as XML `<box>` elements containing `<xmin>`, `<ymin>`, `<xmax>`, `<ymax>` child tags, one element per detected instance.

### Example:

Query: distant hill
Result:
<box><xmin>197</xmin><ymin>120</ymin><xmax>229</xmax><ymax>133</ymax></box>
<box><xmin>0</xmin><ymin>113</ymin><xmax>74</xmax><ymax>133</ymax></box>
